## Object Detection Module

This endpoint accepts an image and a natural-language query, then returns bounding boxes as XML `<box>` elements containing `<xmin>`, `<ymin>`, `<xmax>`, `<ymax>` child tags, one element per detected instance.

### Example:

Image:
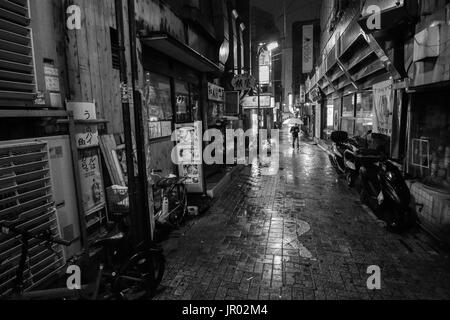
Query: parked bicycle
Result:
<box><xmin>1</xmin><ymin>188</ymin><xmax>165</xmax><ymax>300</ymax></box>
<box><xmin>0</xmin><ymin>220</ymin><xmax>101</xmax><ymax>300</ymax></box>
<box><xmin>150</xmin><ymin>169</ymin><xmax>189</xmax><ymax>228</ymax></box>
<box><xmin>99</xmin><ymin>186</ymin><xmax>166</xmax><ymax>299</ymax></box>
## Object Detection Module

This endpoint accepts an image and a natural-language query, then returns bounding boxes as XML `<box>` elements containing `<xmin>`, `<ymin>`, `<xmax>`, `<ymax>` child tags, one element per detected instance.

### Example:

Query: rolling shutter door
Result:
<box><xmin>0</xmin><ymin>0</ymin><xmax>36</xmax><ymax>107</ymax></box>
<box><xmin>0</xmin><ymin>142</ymin><xmax>65</xmax><ymax>297</ymax></box>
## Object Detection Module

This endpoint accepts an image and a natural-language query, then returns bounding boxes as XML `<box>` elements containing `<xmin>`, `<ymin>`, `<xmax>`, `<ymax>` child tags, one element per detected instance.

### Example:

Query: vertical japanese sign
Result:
<box><xmin>67</xmin><ymin>102</ymin><xmax>99</xmax><ymax>148</ymax></box>
<box><xmin>302</xmin><ymin>25</ymin><xmax>314</xmax><ymax>74</ymax></box>
<box><xmin>299</xmin><ymin>85</ymin><xmax>306</xmax><ymax>104</ymax></box>
<box><xmin>259</xmin><ymin>49</ymin><xmax>271</xmax><ymax>85</ymax></box>
<box><xmin>208</xmin><ymin>83</ymin><xmax>225</xmax><ymax>102</ymax></box>
<box><xmin>78</xmin><ymin>148</ymin><xmax>105</xmax><ymax>214</ymax></box>
<box><xmin>373</xmin><ymin>80</ymin><xmax>394</xmax><ymax>136</ymax></box>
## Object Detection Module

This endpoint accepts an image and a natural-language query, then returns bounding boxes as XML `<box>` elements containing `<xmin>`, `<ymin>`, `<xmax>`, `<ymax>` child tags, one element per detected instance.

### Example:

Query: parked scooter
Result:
<box><xmin>358</xmin><ymin>145</ymin><xmax>415</xmax><ymax>232</ymax></box>
<box><xmin>328</xmin><ymin>131</ymin><xmax>361</xmax><ymax>187</ymax></box>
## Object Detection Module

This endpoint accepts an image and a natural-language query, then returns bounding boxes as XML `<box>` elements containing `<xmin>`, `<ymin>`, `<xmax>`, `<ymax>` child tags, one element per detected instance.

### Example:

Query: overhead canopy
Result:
<box><xmin>141</xmin><ymin>32</ymin><xmax>222</xmax><ymax>74</ymax></box>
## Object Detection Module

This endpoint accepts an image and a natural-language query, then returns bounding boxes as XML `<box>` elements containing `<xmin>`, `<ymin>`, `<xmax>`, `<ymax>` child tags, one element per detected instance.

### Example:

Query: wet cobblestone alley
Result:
<box><xmin>156</xmin><ymin>129</ymin><xmax>450</xmax><ymax>300</ymax></box>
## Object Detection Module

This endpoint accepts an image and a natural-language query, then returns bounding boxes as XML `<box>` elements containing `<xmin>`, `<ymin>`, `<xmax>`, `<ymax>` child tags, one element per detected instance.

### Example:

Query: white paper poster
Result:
<box><xmin>78</xmin><ymin>148</ymin><xmax>105</xmax><ymax>214</ymax></box>
<box><xmin>373</xmin><ymin>80</ymin><xmax>394</xmax><ymax>136</ymax></box>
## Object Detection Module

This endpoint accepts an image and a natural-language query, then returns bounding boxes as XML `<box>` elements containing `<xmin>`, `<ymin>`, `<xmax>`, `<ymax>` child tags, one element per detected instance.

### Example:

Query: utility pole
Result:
<box><xmin>127</xmin><ymin>0</ymin><xmax>153</xmax><ymax>245</ymax></box>
<box><xmin>115</xmin><ymin>0</ymin><xmax>138</xmax><ymax>245</ymax></box>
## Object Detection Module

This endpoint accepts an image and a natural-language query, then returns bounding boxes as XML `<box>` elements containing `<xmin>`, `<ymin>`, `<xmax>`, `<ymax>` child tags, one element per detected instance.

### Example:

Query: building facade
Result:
<box><xmin>0</xmin><ymin>0</ymin><xmax>251</xmax><ymax>295</ymax></box>
<box><xmin>306</xmin><ymin>0</ymin><xmax>450</xmax><ymax>243</ymax></box>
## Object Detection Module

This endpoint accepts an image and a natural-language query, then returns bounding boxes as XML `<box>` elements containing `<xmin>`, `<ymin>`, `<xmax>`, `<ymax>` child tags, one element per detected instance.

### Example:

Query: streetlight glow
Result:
<box><xmin>266</xmin><ymin>42</ymin><xmax>279</xmax><ymax>52</ymax></box>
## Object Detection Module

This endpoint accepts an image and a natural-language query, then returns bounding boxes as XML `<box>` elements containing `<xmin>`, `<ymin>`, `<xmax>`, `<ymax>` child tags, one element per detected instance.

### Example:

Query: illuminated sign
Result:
<box><xmin>241</xmin><ymin>95</ymin><xmax>271</xmax><ymax>109</ymax></box>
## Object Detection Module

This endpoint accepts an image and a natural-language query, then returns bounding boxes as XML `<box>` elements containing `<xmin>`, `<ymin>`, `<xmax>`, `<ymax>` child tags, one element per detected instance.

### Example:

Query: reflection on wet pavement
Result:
<box><xmin>156</xmin><ymin>128</ymin><xmax>450</xmax><ymax>300</ymax></box>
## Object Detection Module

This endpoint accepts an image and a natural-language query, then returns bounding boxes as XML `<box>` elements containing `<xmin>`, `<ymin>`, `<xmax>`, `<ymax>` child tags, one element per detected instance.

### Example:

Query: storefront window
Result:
<box><xmin>143</xmin><ymin>72</ymin><xmax>172</xmax><ymax>121</ymax></box>
<box><xmin>341</xmin><ymin>119</ymin><xmax>355</xmax><ymax>135</ymax></box>
<box><xmin>409</xmin><ymin>92</ymin><xmax>450</xmax><ymax>192</ymax></box>
<box><xmin>175</xmin><ymin>80</ymin><xmax>191</xmax><ymax>123</ymax></box>
<box><xmin>342</xmin><ymin>94</ymin><xmax>355</xmax><ymax>117</ymax></box>
<box><xmin>340</xmin><ymin>94</ymin><xmax>355</xmax><ymax>135</ymax></box>
<box><xmin>175</xmin><ymin>81</ymin><xmax>201</xmax><ymax>124</ymax></box>
<box><xmin>356</xmin><ymin>91</ymin><xmax>373</xmax><ymax>118</ymax></box>
<box><xmin>326</xmin><ymin>104</ymin><xmax>334</xmax><ymax>129</ymax></box>
<box><xmin>190</xmin><ymin>85</ymin><xmax>201</xmax><ymax>122</ymax></box>
<box><xmin>355</xmin><ymin>92</ymin><xmax>374</xmax><ymax>136</ymax></box>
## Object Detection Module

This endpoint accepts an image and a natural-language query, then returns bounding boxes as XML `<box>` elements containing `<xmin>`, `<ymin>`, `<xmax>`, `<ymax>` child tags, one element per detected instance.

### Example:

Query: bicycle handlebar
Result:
<box><xmin>0</xmin><ymin>221</ymin><xmax>74</xmax><ymax>247</ymax></box>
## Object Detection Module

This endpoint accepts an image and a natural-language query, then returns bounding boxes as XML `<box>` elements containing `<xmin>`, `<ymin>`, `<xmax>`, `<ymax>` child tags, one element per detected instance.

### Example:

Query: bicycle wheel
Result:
<box><xmin>168</xmin><ymin>184</ymin><xmax>188</xmax><ymax>227</ymax></box>
<box><xmin>113</xmin><ymin>249</ymin><xmax>165</xmax><ymax>299</ymax></box>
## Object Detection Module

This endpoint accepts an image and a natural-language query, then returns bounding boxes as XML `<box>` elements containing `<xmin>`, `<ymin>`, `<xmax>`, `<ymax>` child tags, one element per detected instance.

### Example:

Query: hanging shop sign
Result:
<box><xmin>241</xmin><ymin>95</ymin><xmax>271</xmax><ymax>109</ymax></box>
<box><xmin>78</xmin><ymin>148</ymin><xmax>105</xmax><ymax>215</ymax></box>
<box><xmin>309</xmin><ymin>86</ymin><xmax>322</xmax><ymax>102</ymax></box>
<box><xmin>373</xmin><ymin>80</ymin><xmax>394</xmax><ymax>136</ymax></box>
<box><xmin>302</xmin><ymin>25</ymin><xmax>314</xmax><ymax>74</ymax></box>
<box><xmin>299</xmin><ymin>85</ymin><xmax>306</xmax><ymax>104</ymax></box>
<box><xmin>231</xmin><ymin>74</ymin><xmax>256</xmax><ymax>91</ymax></box>
<box><xmin>67</xmin><ymin>102</ymin><xmax>100</xmax><ymax>148</ymax></box>
<box><xmin>208</xmin><ymin>83</ymin><xmax>225</xmax><ymax>102</ymax></box>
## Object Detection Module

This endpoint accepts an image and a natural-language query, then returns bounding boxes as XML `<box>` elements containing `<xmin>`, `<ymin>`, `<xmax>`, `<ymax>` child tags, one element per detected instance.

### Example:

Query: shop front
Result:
<box><xmin>408</xmin><ymin>89</ymin><xmax>450</xmax><ymax>193</ymax></box>
<box><xmin>140</xmin><ymin>36</ymin><xmax>222</xmax><ymax>196</ymax></box>
<box><xmin>406</xmin><ymin>86</ymin><xmax>450</xmax><ymax>242</ymax></box>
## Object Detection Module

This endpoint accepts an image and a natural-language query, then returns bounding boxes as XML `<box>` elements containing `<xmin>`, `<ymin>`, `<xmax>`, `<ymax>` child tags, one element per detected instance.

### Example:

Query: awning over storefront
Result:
<box><xmin>141</xmin><ymin>32</ymin><xmax>223</xmax><ymax>74</ymax></box>
<box><xmin>307</xmin><ymin>19</ymin><xmax>401</xmax><ymax>97</ymax></box>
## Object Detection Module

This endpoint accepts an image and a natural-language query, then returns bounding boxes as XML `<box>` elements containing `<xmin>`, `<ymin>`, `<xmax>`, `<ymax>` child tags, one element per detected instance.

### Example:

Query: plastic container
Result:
<box><xmin>106</xmin><ymin>185</ymin><xmax>129</xmax><ymax>213</ymax></box>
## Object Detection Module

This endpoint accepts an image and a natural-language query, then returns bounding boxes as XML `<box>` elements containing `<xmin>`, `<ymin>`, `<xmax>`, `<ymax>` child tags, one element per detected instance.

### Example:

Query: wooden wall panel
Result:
<box><xmin>65</xmin><ymin>0</ymin><xmax>125</xmax><ymax>135</ymax></box>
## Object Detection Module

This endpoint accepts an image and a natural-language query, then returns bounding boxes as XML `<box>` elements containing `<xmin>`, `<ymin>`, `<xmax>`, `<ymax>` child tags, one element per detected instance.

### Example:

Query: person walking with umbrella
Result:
<box><xmin>290</xmin><ymin>124</ymin><xmax>300</xmax><ymax>149</ymax></box>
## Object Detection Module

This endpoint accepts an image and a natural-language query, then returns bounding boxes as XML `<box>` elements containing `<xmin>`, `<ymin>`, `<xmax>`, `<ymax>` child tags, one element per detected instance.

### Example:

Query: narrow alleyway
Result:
<box><xmin>156</xmin><ymin>128</ymin><xmax>450</xmax><ymax>300</ymax></box>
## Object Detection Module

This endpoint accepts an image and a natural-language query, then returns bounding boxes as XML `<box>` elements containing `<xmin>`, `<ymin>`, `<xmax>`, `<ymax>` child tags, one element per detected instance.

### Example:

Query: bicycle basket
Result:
<box><xmin>106</xmin><ymin>185</ymin><xmax>129</xmax><ymax>213</ymax></box>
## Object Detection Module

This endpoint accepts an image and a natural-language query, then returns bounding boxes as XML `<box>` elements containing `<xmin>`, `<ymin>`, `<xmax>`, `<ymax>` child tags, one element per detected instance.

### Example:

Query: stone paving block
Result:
<box><xmin>157</xmin><ymin>135</ymin><xmax>450</xmax><ymax>301</ymax></box>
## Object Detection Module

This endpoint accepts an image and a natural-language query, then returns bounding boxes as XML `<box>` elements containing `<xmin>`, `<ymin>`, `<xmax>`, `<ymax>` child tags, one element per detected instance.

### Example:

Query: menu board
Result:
<box><xmin>143</xmin><ymin>72</ymin><xmax>172</xmax><ymax>120</ymax></box>
<box><xmin>175</xmin><ymin>122</ymin><xmax>204</xmax><ymax>193</ymax></box>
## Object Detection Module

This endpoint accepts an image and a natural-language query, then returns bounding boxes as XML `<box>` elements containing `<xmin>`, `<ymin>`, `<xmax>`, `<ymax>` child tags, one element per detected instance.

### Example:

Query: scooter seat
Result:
<box><xmin>92</xmin><ymin>231</ymin><xmax>125</xmax><ymax>248</ymax></box>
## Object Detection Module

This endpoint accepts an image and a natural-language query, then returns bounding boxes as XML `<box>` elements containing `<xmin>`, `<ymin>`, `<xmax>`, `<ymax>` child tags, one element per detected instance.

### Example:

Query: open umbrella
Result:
<box><xmin>283</xmin><ymin>118</ymin><xmax>304</xmax><ymax>126</ymax></box>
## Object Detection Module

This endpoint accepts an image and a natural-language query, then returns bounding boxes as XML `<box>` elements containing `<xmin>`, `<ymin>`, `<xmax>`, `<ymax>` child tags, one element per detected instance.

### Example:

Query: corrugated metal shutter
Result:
<box><xmin>0</xmin><ymin>0</ymin><xmax>36</xmax><ymax>107</ymax></box>
<box><xmin>0</xmin><ymin>142</ymin><xmax>65</xmax><ymax>297</ymax></box>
